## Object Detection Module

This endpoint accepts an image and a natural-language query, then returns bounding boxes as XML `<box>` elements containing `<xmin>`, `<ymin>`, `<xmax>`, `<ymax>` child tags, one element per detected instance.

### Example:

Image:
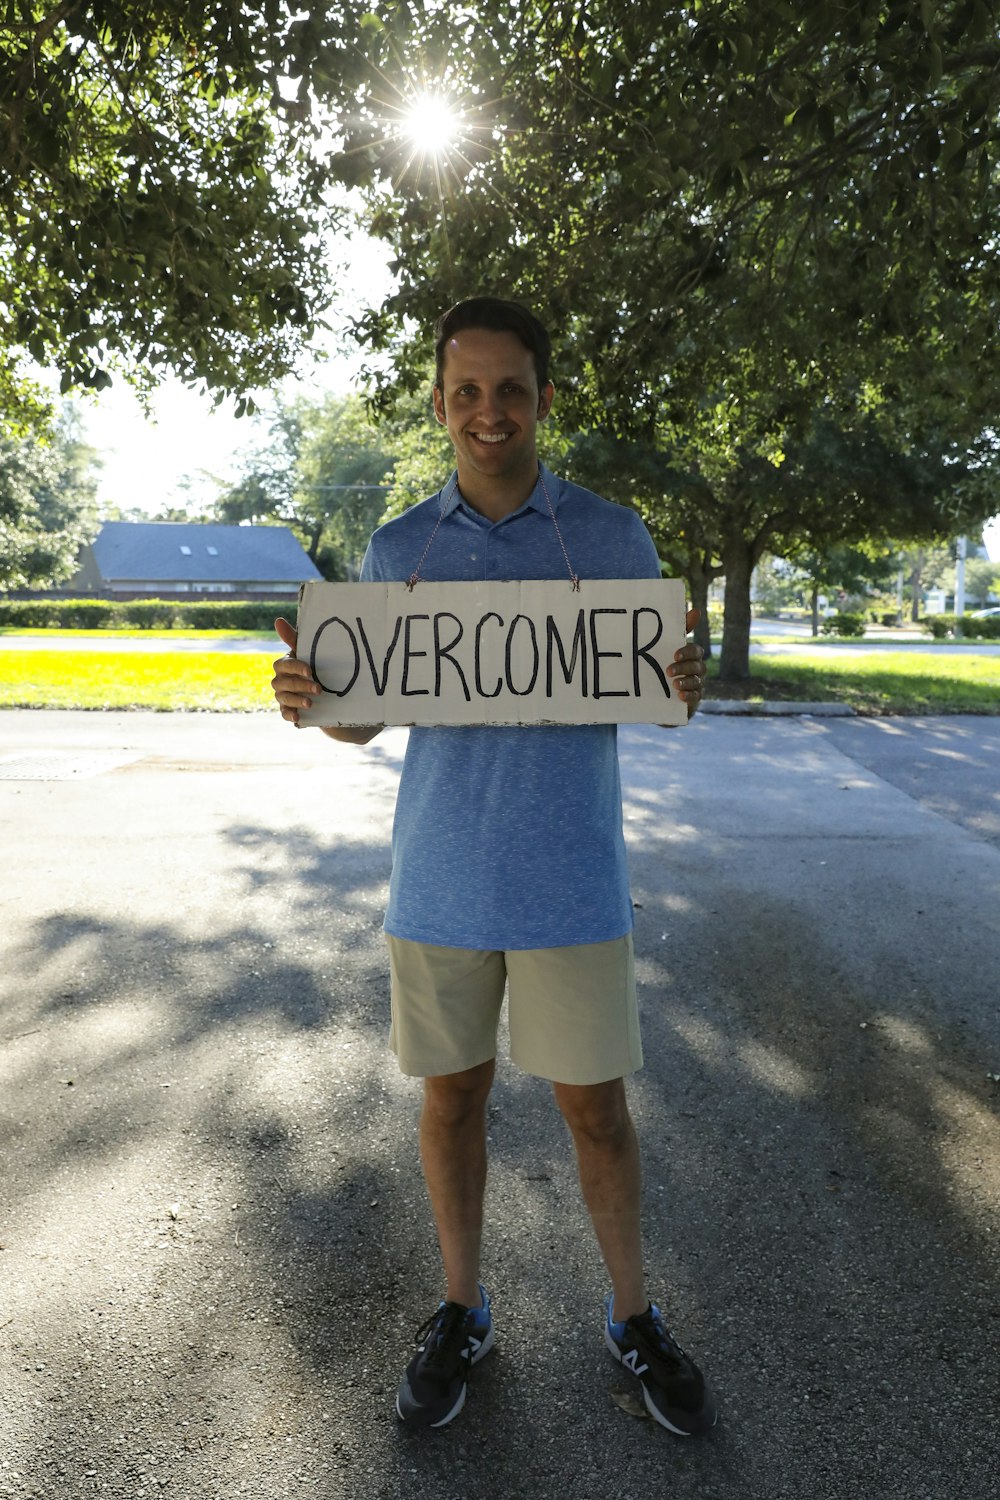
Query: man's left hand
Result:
<box><xmin>666</xmin><ymin>607</ymin><xmax>707</xmax><ymax>720</ymax></box>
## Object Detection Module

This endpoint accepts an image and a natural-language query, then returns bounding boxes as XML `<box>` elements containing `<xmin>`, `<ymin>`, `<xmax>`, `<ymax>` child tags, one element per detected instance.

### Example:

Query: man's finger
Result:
<box><xmin>685</xmin><ymin>606</ymin><xmax>702</xmax><ymax>633</ymax></box>
<box><xmin>275</xmin><ymin>616</ymin><xmax>298</xmax><ymax>655</ymax></box>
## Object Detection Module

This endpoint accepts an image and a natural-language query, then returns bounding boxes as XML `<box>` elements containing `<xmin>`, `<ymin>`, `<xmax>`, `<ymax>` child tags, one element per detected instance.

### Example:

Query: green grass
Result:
<box><xmin>711</xmin><ymin>649</ymin><xmax>1000</xmax><ymax>714</ymax></box>
<box><xmin>0</xmin><ymin>627</ymin><xmax>273</xmax><ymax>639</ymax></box>
<box><xmin>1</xmin><ymin>644</ymin><xmax>997</xmax><ymax>714</ymax></box>
<box><xmin>0</xmin><ymin>650</ymin><xmax>274</xmax><ymax>711</ymax></box>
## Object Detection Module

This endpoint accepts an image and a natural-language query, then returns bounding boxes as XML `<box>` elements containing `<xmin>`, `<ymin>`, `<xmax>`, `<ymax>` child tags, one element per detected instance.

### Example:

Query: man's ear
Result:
<box><xmin>432</xmin><ymin>384</ymin><xmax>447</xmax><ymax>426</ymax></box>
<box><xmin>537</xmin><ymin>382</ymin><xmax>555</xmax><ymax>422</ymax></box>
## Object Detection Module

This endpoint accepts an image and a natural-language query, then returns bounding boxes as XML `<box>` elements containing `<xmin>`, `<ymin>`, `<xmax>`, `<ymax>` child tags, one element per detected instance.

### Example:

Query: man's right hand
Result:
<box><xmin>271</xmin><ymin>616</ymin><xmax>319</xmax><ymax>726</ymax></box>
<box><xmin>271</xmin><ymin>616</ymin><xmax>381</xmax><ymax>743</ymax></box>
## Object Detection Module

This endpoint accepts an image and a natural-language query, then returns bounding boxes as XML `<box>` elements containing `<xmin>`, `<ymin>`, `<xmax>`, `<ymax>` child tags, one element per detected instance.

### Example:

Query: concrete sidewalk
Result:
<box><xmin>1</xmin><ymin>711</ymin><xmax>998</xmax><ymax>1500</ymax></box>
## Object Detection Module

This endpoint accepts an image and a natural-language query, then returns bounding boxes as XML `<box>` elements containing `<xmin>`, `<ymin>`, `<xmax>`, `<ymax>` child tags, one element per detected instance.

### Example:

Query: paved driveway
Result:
<box><xmin>1</xmin><ymin>711</ymin><xmax>997</xmax><ymax>1500</ymax></box>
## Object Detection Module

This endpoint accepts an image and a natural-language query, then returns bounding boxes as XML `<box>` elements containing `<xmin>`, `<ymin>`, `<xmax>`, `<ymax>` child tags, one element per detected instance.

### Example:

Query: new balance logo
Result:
<box><xmin>622</xmin><ymin>1349</ymin><xmax>648</xmax><ymax>1376</ymax></box>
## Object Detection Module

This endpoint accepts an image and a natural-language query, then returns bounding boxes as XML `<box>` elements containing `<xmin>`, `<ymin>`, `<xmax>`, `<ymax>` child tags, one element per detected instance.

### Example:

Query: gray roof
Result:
<box><xmin>89</xmin><ymin>522</ymin><xmax>322</xmax><ymax>583</ymax></box>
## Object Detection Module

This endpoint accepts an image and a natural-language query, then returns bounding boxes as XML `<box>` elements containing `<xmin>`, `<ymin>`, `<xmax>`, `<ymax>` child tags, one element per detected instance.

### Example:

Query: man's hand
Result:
<box><xmin>270</xmin><ymin>617</ymin><xmax>381</xmax><ymax>743</ymax></box>
<box><xmin>271</xmin><ymin>617</ymin><xmax>319</xmax><ymax>726</ymax></box>
<box><xmin>665</xmin><ymin>607</ymin><xmax>707</xmax><ymax>721</ymax></box>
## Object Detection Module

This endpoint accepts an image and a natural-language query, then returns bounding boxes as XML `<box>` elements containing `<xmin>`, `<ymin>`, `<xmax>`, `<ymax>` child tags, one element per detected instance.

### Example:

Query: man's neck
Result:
<box><xmin>456</xmin><ymin>460</ymin><xmax>540</xmax><ymax>523</ymax></box>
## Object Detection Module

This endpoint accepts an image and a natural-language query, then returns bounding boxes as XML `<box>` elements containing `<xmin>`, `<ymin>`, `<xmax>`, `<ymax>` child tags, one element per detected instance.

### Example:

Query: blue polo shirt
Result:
<box><xmin>360</xmin><ymin>464</ymin><xmax>662</xmax><ymax>950</ymax></box>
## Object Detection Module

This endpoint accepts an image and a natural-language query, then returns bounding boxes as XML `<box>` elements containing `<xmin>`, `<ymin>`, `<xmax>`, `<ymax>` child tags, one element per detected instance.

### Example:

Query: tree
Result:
<box><xmin>963</xmin><ymin>553</ymin><xmax>1000</xmax><ymax>605</ymax></box>
<box><xmin>785</xmin><ymin>543</ymin><xmax>895</xmax><ymax>633</ymax></box>
<box><xmin>0</xmin><ymin>406</ymin><xmax>100</xmax><ymax>586</ymax></box>
<box><xmin>0</xmin><ymin>1</ymin><xmax>351</xmax><ymax>431</ymax></box>
<box><xmin>214</xmin><ymin>392</ymin><xmax>403</xmax><ymax>578</ymax></box>
<box><xmin>328</xmin><ymin>0</ymin><xmax>1000</xmax><ymax>675</ymax></box>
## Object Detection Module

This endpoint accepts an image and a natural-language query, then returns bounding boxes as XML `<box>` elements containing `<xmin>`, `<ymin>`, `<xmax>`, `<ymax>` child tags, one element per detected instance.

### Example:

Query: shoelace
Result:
<box><xmin>414</xmin><ymin>1301</ymin><xmax>474</xmax><ymax>1375</ymax></box>
<box><xmin>634</xmin><ymin>1308</ymin><xmax>688</xmax><ymax>1368</ymax></box>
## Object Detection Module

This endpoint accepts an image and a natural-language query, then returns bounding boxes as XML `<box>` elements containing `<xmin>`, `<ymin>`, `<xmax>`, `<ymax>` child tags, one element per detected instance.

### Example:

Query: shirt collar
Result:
<box><xmin>441</xmin><ymin>462</ymin><xmax>564</xmax><ymax>520</ymax></box>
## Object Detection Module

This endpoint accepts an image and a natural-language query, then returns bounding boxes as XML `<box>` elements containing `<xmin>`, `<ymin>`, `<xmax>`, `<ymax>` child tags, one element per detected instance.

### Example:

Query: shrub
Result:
<box><xmin>923</xmin><ymin>614</ymin><xmax>955</xmax><ymax>639</ymax></box>
<box><xmin>0</xmin><ymin>597</ymin><xmax>287</xmax><ymax>631</ymax></box>
<box><xmin>820</xmin><ymin>612</ymin><xmax>866</xmax><ymax>637</ymax></box>
<box><xmin>958</xmin><ymin>613</ymin><xmax>1000</xmax><ymax>640</ymax></box>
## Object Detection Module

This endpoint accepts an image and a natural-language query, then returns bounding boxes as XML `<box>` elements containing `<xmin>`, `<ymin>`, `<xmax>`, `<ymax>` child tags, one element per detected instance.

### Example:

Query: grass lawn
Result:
<box><xmin>0</xmin><ymin>649</ymin><xmax>275</xmax><ymax>711</ymax></box>
<box><xmin>711</xmin><ymin>649</ymin><xmax>1000</xmax><ymax>714</ymax></box>
<box><xmin>0</xmin><ymin>627</ymin><xmax>273</xmax><ymax>639</ymax></box>
<box><xmin>1</xmin><ymin>643</ymin><xmax>997</xmax><ymax>714</ymax></box>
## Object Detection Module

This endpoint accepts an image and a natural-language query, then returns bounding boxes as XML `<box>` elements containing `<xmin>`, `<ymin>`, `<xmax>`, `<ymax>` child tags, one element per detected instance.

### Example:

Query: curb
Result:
<box><xmin>700</xmin><ymin>700</ymin><xmax>855</xmax><ymax>716</ymax></box>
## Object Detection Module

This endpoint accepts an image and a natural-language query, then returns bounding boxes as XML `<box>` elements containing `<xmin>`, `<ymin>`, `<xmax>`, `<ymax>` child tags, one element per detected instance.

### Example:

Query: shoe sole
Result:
<box><xmin>396</xmin><ymin>1323</ymin><xmax>495</xmax><ymax>1428</ymax></box>
<box><xmin>604</xmin><ymin>1324</ymin><xmax>717</xmax><ymax>1437</ymax></box>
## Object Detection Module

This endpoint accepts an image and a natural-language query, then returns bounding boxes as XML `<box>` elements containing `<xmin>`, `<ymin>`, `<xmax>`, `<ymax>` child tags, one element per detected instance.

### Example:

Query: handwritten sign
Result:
<box><xmin>294</xmin><ymin>578</ymin><xmax>688</xmax><ymax>727</ymax></box>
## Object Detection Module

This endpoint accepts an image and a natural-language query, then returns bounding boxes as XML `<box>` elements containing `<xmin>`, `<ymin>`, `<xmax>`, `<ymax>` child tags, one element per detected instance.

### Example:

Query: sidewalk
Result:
<box><xmin>1</xmin><ymin>711</ymin><xmax>998</xmax><ymax>1500</ymax></box>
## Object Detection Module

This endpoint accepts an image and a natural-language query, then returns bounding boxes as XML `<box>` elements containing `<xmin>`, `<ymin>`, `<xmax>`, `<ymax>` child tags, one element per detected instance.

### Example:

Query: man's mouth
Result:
<box><xmin>470</xmin><ymin>432</ymin><xmax>511</xmax><ymax>445</ymax></box>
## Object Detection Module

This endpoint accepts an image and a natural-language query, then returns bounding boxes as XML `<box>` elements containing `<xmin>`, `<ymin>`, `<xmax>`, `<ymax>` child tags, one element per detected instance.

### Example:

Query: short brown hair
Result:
<box><xmin>434</xmin><ymin>297</ymin><xmax>552</xmax><ymax>393</ymax></box>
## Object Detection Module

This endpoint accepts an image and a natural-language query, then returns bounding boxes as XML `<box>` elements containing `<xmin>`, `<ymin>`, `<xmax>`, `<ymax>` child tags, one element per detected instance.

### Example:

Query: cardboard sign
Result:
<box><xmin>295</xmin><ymin>577</ymin><xmax>688</xmax><ymax>727</ymax></box>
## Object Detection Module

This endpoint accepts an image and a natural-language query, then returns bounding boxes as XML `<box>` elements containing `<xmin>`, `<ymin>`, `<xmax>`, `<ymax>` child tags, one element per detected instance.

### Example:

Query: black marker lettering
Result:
<box><xmin>545</xmin><ymin>610</ymin><xmax>588</xmax><ymax>697</ymax></box>
<box><xmin>433</xmin><ymin>612</ymin><xmax>471</xmax><ymax>700</ymax></box>
<box><xmin>356</xmin><ymin>614</ymin><xmax>402</xmax><ymax>696</ymax></box>
<box><xmin>401</xmin><ymin>614</ymin><xmax>430</xmax><ymax>696</ymax></box>
<box><xmin>589</xmin><ymin>608</ymin><xmax>628</xmax><ymax>699</ymax></box>
<box><xmin>632</xmin><ymin>607</ymin><xmax>672</xmax><ymax>697</ymax></box>
<box><xmin>475</xmin><ymin>612</ymin><xmax>503</xmax><ymax>697</ymax></box>
<box><xmin>310</xmin><ymin>616</ymin><xmax>360</xmax><ymax>697</ymax></box>
<box><xmin>505</xmin><ymin>613</ymin><xmax>540</xmax><ymax>696</ymax></box>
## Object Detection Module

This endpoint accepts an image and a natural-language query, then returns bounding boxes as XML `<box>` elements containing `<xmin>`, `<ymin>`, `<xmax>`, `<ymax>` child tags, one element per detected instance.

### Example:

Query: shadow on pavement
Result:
<box><xmin>1</xmin><ymin>722</ymin><xmax>998</xmax><ymax>1498</ymax></box>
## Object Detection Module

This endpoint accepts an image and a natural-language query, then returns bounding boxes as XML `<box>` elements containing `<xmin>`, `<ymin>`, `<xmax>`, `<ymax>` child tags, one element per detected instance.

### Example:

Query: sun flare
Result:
<box><xmin>399</xmin><ymin>93</ymin><xmax>463</xmax><ymax>156</ymax></box>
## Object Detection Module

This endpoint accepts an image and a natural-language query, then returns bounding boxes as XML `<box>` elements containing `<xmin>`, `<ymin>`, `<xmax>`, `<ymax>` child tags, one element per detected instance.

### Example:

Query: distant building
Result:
<box><xmin>70</xmin><ymin>521</ymin><xmax>321</xmax><ymax>598</ymax></box>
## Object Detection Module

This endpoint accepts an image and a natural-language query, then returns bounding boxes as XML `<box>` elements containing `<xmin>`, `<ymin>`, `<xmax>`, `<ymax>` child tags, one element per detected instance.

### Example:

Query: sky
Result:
<box><xmin>75</xmin><ymin>228</ymin><xmax>397</xmax><ymax>517</ymax></box>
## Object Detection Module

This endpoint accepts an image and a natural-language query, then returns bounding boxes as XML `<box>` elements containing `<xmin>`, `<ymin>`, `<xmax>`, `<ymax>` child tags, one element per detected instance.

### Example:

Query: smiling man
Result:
<box><xmin>271</xmin><ymin>296</ymin><xmax>716</xmax><ymax>1437</ymax></box>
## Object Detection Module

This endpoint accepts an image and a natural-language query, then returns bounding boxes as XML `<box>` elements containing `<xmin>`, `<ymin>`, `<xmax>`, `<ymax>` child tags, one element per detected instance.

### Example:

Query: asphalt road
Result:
<box><xmin>1</xmin><ymin>710</ymin><xmax>998</xmax><ymax>1500</ymax></box>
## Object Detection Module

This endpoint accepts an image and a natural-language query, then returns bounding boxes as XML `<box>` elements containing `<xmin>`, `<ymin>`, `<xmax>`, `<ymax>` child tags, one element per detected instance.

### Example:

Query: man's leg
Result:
<box><xmin>420</xmin><ymin>1057</ymin><xmax>496</xmax><ymax>1308</ymax></box>
<box><xmin>552</xmin><ymin>1077</ymin><xmax>647</xmax><ymax>1320</ymax></box>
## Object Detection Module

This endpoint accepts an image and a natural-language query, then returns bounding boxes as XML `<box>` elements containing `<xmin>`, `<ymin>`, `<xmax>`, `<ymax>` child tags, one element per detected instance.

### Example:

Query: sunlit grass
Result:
<box><xmin>0</xmin><ymin>628</ymin><xmax>272</xmax><ymax>639</ymax></box>
<box><xmin>1</xmin><ymin>645</ymin><xmax>997</xmax><ymax>715</ymax></box>
<box><xmin>711</xmin><ymin>649</ymin><xmax>1000</xmax><ymax>714</ymax></box>
<box><xmin>0</xmin><ymin>650</ymin><xmax>274</xmax><ymax>711</ymax></box>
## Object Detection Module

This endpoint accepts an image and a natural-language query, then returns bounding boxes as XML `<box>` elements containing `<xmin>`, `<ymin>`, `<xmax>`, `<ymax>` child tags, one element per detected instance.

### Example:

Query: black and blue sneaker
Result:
<box><xmin>396</xmin><ymin>1285</ymin><xmax>494</xmax><ymax>1427</ymax></box>
<box><xmin>605</xmin><ymin>1294</ymin><xmax>717</xmax><ymax>1435</ymax></box>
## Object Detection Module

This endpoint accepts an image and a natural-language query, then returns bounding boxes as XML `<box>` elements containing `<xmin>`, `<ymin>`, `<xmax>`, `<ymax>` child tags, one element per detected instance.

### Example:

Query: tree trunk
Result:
<box><xmin>909</xmin><ymin>565</ymin><xmax>921</xmax><ymax>622</ymax></box>
<box><xmin>811</xmin><ymin>583</ymin><xmax>820</xmax><ymax>636</ymax></box>
<box><xmin>719</xmin><ymin>534</ymin><xmax>755</xmax><ymax>681</ymax></box>
<box><xmin>685</xmin><ymin>567</ymin><xmax>712</xmax><ymax>659</ymax></box>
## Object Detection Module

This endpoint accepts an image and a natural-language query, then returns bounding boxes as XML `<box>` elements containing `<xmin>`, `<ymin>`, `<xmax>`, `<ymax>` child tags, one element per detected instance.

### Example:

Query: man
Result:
<box><xmin>271</xmin><ymin>297</ymin><xmax>715</xmax><ymax>1436</ymax></box>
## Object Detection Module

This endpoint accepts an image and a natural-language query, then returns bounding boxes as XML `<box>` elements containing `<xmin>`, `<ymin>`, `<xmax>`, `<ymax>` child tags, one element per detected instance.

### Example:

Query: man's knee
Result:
<box><xmin>553</xmin><ymin>1077</ymin><xmax>632</xmax><ymax>1145</ymax></box>
<box><xmin>422</xmin><ymin>1058</ymin><xmax>495</xmax><ymax>1127</ymax></box>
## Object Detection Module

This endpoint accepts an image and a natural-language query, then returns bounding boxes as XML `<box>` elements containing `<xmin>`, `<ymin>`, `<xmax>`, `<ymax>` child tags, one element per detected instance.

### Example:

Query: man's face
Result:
<box><xmin>433</xmin><ymin>327</ymin><xmax>554</xmax><ymax>489</ymax></box>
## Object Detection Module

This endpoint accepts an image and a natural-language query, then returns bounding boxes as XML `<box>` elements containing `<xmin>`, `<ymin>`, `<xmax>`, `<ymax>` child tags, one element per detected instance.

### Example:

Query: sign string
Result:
<box><xmin>406</xmin><ymin>465</ymin><xmax>580</xmax><ymax>591</ymax></box>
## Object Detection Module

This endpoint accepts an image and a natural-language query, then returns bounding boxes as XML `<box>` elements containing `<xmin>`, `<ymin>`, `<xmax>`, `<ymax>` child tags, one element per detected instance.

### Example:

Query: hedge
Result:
<box><xmin>0</xmin><ymin>598</ymin><xmax>287</xmax><ymax>631</ymax></box>
<box><xmin>820</xmin><ymin>611</ymin><xmax>866</xmax><ymax>637</ymax></box>
<box><xmin>923</xmin><ymin>613</ymin><xmax>1000</xmax><ymax>640</ymax></box>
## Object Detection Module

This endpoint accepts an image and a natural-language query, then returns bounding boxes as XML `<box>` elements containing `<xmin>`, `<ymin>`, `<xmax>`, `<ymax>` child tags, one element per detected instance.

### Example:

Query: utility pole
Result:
<box><xmin>955</xmin><ymin>535</ymin><xmax>967</xmax><ymax>624</ymax></box>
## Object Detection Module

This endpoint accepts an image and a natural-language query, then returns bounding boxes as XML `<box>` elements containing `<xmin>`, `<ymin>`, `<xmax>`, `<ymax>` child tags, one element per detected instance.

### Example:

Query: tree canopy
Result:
<box><xmin>0</xmin><ymin>1</ymin><xmax>350</xmax><ymax>430</ymax></box>
<box><xmin>327</xmin><ymin>0</ymin><xmax>1000</xmax><ymax>674</ymax></box>
<box><xmin>0</xmin><ymin>407</ymin><xmax>100</xmax><ymax>587</ymax></box>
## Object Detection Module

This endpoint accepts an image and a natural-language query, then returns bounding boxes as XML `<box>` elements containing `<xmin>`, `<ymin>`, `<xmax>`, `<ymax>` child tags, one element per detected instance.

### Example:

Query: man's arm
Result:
<box><xmin>270</xmin><ymin>616</ymin><xmax>382</xmax><ymax>744</ymax></box>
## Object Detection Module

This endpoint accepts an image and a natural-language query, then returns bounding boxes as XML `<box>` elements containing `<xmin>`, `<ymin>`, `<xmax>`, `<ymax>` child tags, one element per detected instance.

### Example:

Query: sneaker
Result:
<box><xmin>604</xmin><ymin>1294</ymin><xmax>717</xmax><ymax>1435</ymax></box>
<box><xmin>396</xmin><ymin>1285</ymin><xmax>494</xmax><ymax>1427</ymax></box>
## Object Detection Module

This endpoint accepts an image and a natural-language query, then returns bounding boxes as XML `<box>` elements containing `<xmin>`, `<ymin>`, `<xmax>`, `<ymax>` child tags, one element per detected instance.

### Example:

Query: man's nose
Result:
<box><xmin>476</xmin><ymin>389</ymin><xmax>505</xmax><ymax>424</ymax></box>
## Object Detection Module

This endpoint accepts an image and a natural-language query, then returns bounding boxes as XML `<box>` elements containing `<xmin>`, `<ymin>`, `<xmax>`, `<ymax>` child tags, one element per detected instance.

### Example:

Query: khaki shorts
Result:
<box><xmin>385</xmin><ymin>932</ymin><xmax>641</xmax><ymax>1085</ymax></box>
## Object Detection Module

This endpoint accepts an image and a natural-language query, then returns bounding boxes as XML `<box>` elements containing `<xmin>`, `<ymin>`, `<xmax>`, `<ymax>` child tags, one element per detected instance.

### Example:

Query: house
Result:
<box><xmin>71</xmin><ymin>521</ymin><xmax>322</xmax><ymax>598</ymax></box>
